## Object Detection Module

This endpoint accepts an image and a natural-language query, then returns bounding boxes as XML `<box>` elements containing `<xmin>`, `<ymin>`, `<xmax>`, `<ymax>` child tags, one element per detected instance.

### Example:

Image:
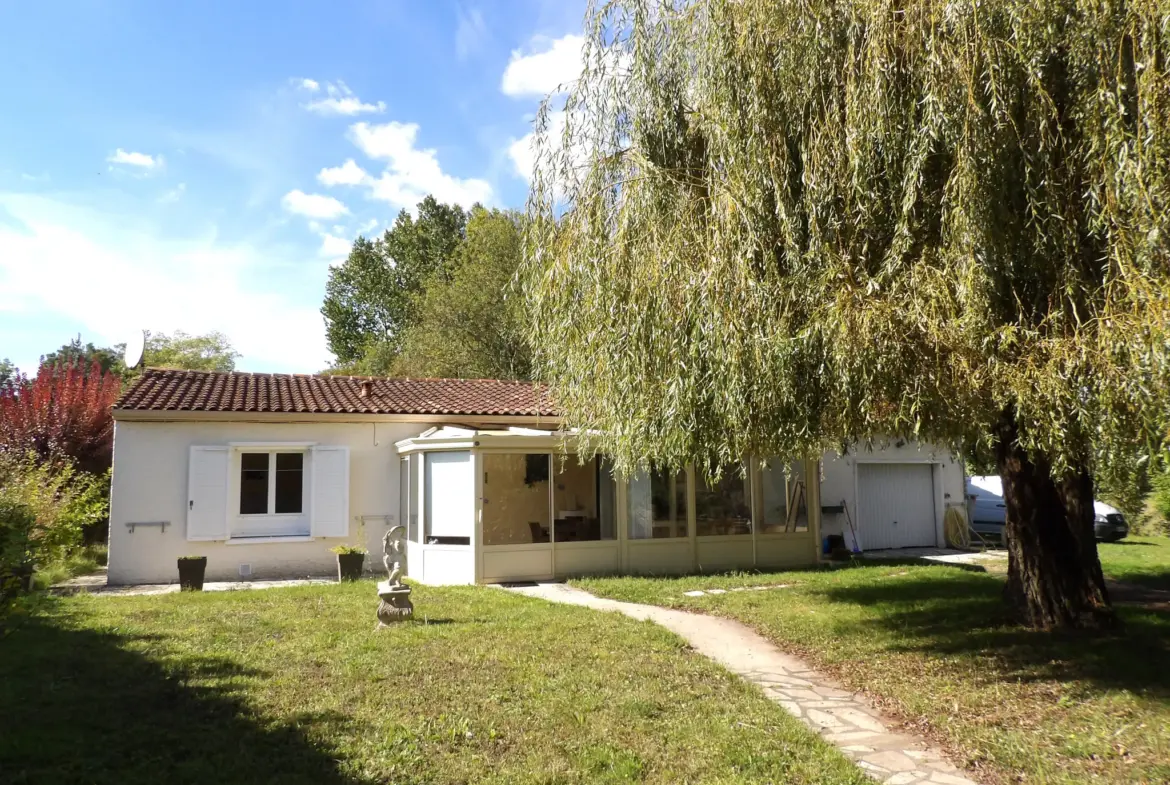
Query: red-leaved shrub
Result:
<box><xmin>0</xmin><ymin>361</ymin><xmax>121</xmax><ymax>474</ymax></box>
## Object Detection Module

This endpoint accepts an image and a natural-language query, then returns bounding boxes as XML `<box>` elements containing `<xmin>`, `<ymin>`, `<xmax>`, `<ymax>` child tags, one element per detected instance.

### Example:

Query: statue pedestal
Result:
<box><xmin>376</xmin><ymin>580</ymin><xmax>414</xmax><ymax>626</ymax></box>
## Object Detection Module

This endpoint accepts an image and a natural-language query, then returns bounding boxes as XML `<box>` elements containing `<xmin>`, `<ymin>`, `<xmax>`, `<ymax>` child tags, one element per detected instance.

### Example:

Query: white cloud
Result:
<box><xmin>360</xmin><ymin>218</ymin><xmax>379</xmax><ymax>234</ymax></box>
<box><xmin>159</xmin><ymin>182</ymin><xmax>186</xmax><ymax>204</ymax></box>
<box><xmin>318</xmin><ymin>233</ymin><xmax>352</xmax><ymax>261</ymax></box>
<box><xmin>301</xmin><ymin>80</ymin><xmax>386</xmax><ymax>116</ymax></box>
<box><xmin>508</xmin><ymin>109</ymin><xmax>566</xmax><ymax>182</ymax></box>
<box><xmin>455</xmin><ymin>6</ymin><xmax>489</xmax><ymax>60</ymax></box>
<box><xmin>348</xmin><ymin>121</ymin><xmax>492</xmax><ymax>209</ymax></box>
<box><xmin>107</xmin><ymin>148</ymin><xmax>163</xmax><ymax>169</ymax></box>
<box><xmin>299</xmin><ymin>78</ymin><xmax>320</xmax><ymax>92</ymax></box>
<box><xmin>501</xmin><ymin>34</ymin><xmax>584</xmax><ymax>98</ymax></box>
<box><xmin>281</xmin><ymin>189</ymin><xmax>350</xmax><ymax>219</ymax></box>
<box><xmin>317</xmin><ymin>159</ymin><xmax>369</xmax><ymax>187</ymax></box>
<box><xmin>0</xmin><ymin>193</ymin><xmax>329</xmax><ymax>372</ymax></box>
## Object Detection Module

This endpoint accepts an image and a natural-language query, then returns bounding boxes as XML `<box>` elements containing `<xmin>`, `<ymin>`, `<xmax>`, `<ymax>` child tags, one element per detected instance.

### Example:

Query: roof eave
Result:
<box><xmin>111</xmin><ymin>408</ymin><xmax>562</xmax><ymax>427</ymax></box>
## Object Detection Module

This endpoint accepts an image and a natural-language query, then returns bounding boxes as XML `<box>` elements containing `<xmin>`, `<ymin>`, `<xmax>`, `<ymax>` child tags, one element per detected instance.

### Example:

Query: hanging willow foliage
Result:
<box><xmin>525</xmin><ymin>0</ymin><xmax>1170</xmax><ymax>482</ymax></box>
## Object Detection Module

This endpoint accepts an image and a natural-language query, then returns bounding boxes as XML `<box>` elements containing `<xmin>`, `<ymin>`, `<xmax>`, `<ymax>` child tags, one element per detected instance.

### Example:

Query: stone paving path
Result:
<box><xmin>505</xmin><ymin>582</ymin><xmax>979</xmax><ymax>785</ymax></box>
<box><xmin>50</xmin><ymin>568</ymin><xmax>335</xmax><ymax>597</ymax></box>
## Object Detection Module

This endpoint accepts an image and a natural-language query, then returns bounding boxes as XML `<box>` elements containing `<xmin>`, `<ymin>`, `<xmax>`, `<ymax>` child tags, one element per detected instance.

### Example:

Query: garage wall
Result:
<box><xmin>818</xmin><ymin>440</ymin><xmax>965</xmax><ymax>550</ymax></box>
<box><xmin>108</xmin><ymin>419</ymin><xmax>434</xmax><ymax>584</ymax></box>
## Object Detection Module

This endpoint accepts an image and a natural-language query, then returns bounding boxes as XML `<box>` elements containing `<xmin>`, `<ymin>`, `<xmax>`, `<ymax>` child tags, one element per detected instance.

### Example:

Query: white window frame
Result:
<box><xmin>238</xmin><ymin>451</ymin><xmax>307</xmax><ymax>517</ymax></box>
<box><xmin>229</xmin><ymin>442</ymin><xmax>314</xmax><ymax>538</ymax></box>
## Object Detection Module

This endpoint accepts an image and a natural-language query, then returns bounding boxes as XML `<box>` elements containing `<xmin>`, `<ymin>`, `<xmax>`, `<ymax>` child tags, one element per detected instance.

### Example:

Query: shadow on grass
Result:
<box><xmin>0</xmin><ymin>603</ymin><xmax>367</xmax><ymax>785</ymax></box>
<box><xmin>818</xmin><ymin>571</ymin><xmax>1170</xmax><ymax>699</ymax></box>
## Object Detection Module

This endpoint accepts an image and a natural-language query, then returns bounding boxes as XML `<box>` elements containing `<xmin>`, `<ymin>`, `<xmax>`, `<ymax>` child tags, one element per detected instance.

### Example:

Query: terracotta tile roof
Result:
<box><xmin>114</xmin><ymin>369</ymin><xmax>558</xmax><ymax>418</ymax></box>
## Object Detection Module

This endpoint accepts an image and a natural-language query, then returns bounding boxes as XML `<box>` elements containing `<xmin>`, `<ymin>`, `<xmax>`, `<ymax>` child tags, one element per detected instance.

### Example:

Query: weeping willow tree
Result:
<box><xmin>525</xmin><ymin>0</ymin><xmax>1170</xmax><ymax>630</ymax></box>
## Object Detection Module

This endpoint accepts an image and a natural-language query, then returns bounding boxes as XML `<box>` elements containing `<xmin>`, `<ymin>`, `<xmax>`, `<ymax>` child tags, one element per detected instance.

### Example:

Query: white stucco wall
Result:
<box><xmin>817</xmin><ymin>440</ymin><xmax>966</xmax><ymax>549</ymax></box>
<box><xmin>109</xmin><ymin>419</ymin><xmax>967</xmax><ymax>584</ymax></box>
<box><xmin>108</xmin><ymin>419</ymin><xmax>435</xmax><ymax>585</ymax></box>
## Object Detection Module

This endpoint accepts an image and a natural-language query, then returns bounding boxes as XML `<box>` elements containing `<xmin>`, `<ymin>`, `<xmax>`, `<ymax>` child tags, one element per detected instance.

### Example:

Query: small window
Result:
<box><xmin>274</xmin><ymin>453</ymin><xmax>303</xmax><ymax>514</ymax></box>
<box><xmin>239</xmin><ymin>451</ymin><xmax>305</xmax><ymax>516</ymax></box>
<box><xmin>240</xmin><ymin>453</ymin><xmax>269</xmax><ymax>514</ymax></box>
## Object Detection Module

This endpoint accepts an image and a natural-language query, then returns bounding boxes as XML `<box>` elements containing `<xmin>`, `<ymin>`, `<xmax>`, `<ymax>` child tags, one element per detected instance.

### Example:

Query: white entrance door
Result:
<box><xmin>857</xmin><ymin>463</ymin><xmax>937</xmax><ymax>550</ymax></box>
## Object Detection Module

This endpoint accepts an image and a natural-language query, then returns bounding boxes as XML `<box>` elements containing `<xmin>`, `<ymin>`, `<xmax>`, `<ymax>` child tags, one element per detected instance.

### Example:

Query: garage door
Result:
<box><xmin>857</xmin><ymin>463</ymin><xmax>937</xmax><ymax>550</ymax></box>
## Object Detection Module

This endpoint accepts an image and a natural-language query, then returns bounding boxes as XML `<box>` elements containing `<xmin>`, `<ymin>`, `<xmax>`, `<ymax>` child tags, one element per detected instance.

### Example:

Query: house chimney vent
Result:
<box><xmin>359</xmin><ymin>380</ymin><xmax>373</xmax><ymax>398</ymax></box>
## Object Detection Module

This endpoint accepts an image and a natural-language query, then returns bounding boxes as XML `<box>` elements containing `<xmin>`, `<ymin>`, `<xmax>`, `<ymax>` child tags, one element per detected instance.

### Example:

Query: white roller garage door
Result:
<box><xmin>857</xmin><ymin>463</ymin><xmax>937</xmax><ymax>550</ymax></box>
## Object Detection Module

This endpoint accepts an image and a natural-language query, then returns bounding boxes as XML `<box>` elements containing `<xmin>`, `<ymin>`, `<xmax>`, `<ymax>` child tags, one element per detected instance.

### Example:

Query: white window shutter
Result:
<box><xmin>310</xmin><ymin>445</ymin><xmax>350</xmax><ymax>538</ymax></box>
<box><xmin>187</xmin><ymin>446</ymin><xmax>229</xmax><ymax>541</ymax></box>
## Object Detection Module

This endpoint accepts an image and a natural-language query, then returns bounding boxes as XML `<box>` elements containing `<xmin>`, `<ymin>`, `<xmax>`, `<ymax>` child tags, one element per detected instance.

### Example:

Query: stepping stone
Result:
<box><xmin>865</xmin><ymin>751</ymin><xmax>918</xmax><ymax>773</ymax></box>
<box><xmin>827</xmin><ymin>707</ymin><xmax>888</xmax><ymax>733</ymax></box>
<box><xmin>884</xmin><ymin>773</ymin><xmax>922</xmax><ymax>785</ymax></box>
<box><xmin>683</xmin><ymin>590</ymin><xmax>706</xmax><ymax>597</ymax></box>
<box><xmin>825</xmin><ymin>730</ymin><xmax>883</xmax><ymax>743</ymax></box>
<box><xmin>805</xmin><ymin>708</ymin><xmax>848</xmax><ymax>729</ymax></box>
<box><xmin>707</xmin><ymin>588</ymin><xmax>727</xmax><ymax>594</ymax></box>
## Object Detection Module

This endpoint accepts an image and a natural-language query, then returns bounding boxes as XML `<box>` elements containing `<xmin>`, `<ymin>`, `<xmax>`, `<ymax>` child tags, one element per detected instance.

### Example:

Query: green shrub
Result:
<box><xmin>0</xmin><ymin>453</ymin><xmax>108</xmax><ymax>611</ymax></box>
<box><xmin>1138</xmin><ymin>472</ymin><xmax>1170</xmax><ymax>536</ymax></box>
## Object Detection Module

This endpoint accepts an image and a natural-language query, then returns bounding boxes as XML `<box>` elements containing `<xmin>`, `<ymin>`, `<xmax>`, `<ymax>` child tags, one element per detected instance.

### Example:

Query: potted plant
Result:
<box><xmin>332</xmin><ymin>545</ymin><xmax>367</xmax><ymax>581</ymax></box>
<box><xmin>177</xmin><ymin>555</ymin><xmax>207</xmax><ymax>591</ymax></box>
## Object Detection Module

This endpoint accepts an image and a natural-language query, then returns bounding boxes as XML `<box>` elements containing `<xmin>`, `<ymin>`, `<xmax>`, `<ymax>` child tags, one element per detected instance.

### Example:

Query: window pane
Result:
<box><xmin>425</xmin><ymin>451</ymin><xmax>473</xmax><ymax>545</ymax></box>
<box><xmin>239</xmin><ymin>452</ymin><xmax>268</xmax><ymax>515</ymax></box>
<box><xmin>628</xmin><ymin>467</ymin><xmax>687</xmax><ymax>539</ymax></box>
<box><xmin>409</xmin><ymin>454</ymin><xmax>420</xmax><ymax>542</ymax></box>
<box><xmin>274</xmin><ymin>453</ymin><xmax>303</xmax><ymax>514</ymax></box>
<box><xmin>760</xmin><ymin>460</ymin><xmax>808</xmax><ymax>532</ymax></box>
<box><xmin>696</xmin><ymin>463</ymin><xmax>753</xmax><ymax>536</ymax></box>
<box><xmin>482</xmin><ymin>453</ymin><xmax>550</xmax><ymax>545</ymax></box>
<box><xmin>401</xmin><ymin>457</ymin><xmax>414</xmax><ymax>542</ymax></box>
<box><xmin>598</xmin><ymin>457</ymin><xmax>617</xmax><ymax>540</ymax></box>
<box><xmin>552</xmin><ymin>456</ymin><xmax>615</xmax><ymax>542</ymax></box>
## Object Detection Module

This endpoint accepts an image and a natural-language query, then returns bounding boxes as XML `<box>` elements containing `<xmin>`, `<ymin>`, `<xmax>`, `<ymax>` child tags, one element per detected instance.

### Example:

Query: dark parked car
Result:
<box><xmin>967</xmin><ymin>476</ymin><xmax>1128</xmax><ymax>543</ymax></box>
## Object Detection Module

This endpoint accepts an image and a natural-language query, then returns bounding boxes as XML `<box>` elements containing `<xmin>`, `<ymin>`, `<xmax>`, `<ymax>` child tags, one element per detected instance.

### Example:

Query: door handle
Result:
<box><xmin>189</xmin><ymin>500</ymin><xmax>194</xmax><ymax>510</ymax></box>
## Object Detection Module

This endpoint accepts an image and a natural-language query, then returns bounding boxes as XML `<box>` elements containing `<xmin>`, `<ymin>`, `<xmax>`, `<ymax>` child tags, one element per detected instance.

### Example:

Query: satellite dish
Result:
<box><xmin>123</xmin><ymin>330</ymin><xmax>146</xmax><ymax>370</ymax></box>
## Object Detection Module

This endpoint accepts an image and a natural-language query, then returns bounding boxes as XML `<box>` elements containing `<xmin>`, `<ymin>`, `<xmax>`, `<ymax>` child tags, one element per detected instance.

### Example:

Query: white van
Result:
<box><xmin>966</xmin><ymin>476</ymin><xmax>1128</xmax><ymax>542</ymax></box>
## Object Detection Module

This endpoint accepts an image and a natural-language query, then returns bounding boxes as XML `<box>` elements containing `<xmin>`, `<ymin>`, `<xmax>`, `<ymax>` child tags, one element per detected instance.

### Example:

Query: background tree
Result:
<box><xmin>0</xmin><ymin>360</ymin><xmax>15</xmax><ymax>390</ymax></box>
<box><xmin>526</xmin><ymin>0</ymin><xmax>1170</xmax><ymax>630</ymax></box>
<box><xmin>145</xmin><ymin>330</ymin><xmax>238</xmax><ymax>372</ymax></box>
<box><xmin>322</xmin><ymin>196</ymin><xmax>467</xmax><ymax>368</ymax></box>
<box><xmin>395</xmin><ymin>207</ymin><xmax>532</xmax><ymax>379</ymax></box>
<box><xmin>41</xmin><ymin>338</ymin><xmax>126</xmax><ymax>377</ymax></box>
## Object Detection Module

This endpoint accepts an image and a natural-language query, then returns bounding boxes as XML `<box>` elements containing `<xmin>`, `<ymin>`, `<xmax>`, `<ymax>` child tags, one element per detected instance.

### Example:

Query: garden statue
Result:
<box><xmin>376</xmin><ymin>525</ymin><xmax>413</xmax><ymax>625</ymax></box>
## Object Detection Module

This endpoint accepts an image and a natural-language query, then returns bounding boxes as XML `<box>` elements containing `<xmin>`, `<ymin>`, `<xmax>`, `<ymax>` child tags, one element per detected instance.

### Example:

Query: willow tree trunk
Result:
<box><xmin>994</xmin><ymin>408</ymin><xmax>1116</xmax><ymax>630</ymax></box>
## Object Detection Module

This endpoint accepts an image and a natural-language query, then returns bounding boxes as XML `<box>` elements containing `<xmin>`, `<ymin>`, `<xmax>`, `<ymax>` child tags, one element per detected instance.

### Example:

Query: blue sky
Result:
<box><xmin>0</xmin><ymin>0</ymin><xmax>587</xmax><ymax>374</ymax></box>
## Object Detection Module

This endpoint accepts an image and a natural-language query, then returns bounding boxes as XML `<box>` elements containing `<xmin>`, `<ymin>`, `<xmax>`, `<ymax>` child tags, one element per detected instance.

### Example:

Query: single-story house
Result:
<box><xmin>108</xmin><ymin>369</ymin><xmax>967</xmax><ymax>585</ymax></box>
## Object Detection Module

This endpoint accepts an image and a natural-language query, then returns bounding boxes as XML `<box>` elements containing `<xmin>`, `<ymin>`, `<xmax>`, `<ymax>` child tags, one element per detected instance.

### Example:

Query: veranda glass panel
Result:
<box><xmin>409</xmin><ymin>453</ymin><xmax>421</xmax><ymax>542</ymax></box>
<box><xmin>425</xmin><ymin>451</ymin><xmax>473</xmax><ymax>545</ymax></box>
<box><xmin>598</xmin><ymin>457</ymin><xmax>618</xmax><ymax>540</ymax></box>
<box><xmin>552</xmin><ymin>456</ymin><xmax>616</xmax><ymax>542</ymax></box>
<box><xmin>400</xmin><ymin>457</ymin><xmax>414</xmax><ymax>542</ymax></box>
<box><xmin>760</xmin><ymin>459</ymin><xmax>808</xmax><ymax>533</ymax></box>
<box><xmin>696</xmin><ymin>463</ymin><xmax>753</xmax><ymax>536</ymax></box>
<box><xmin>627</xmin><ymin>467</ymin><xmax>687</xmax><ymax>539</ymax></box>
<box><xmin>482</xmin><ymin>453</ymin><xmax>551</xmax><ymax>545</ymax></box>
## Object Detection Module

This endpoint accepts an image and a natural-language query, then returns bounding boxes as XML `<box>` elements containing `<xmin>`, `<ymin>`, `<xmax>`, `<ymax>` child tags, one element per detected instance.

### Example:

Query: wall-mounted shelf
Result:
<box><xmin>126</xmin><ymin>521</ymin><xmax>170</xmax><ymax>534</ymax></box>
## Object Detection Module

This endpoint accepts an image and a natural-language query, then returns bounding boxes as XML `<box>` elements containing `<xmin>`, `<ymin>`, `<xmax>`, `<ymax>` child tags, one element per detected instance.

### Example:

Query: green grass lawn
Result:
<box><xmin>1098</xmin><ymin>535</ymin><xmax>1170</xmax><ymax>590</ymax></box>
<box><xmin>0</xmin><ymin>581</ymin><xmax>867</xmax><ymax>785</ymax></box>
<box><xmin>577</xmin><ymin>564</ymin><xmax>1170</xmax><ymax>785</ymax></box>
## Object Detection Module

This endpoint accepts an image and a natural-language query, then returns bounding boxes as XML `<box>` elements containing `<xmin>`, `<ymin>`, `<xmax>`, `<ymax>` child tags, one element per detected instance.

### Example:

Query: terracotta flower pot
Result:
<box><xmin>336</xmin><ymin>552</ymin><xmax>365</xmax><ymax>582</ymax></box>
<box><xmin>177</xmin><ymin>557</ymin><xmax>207</xmax><ymax>591</ymax></box>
